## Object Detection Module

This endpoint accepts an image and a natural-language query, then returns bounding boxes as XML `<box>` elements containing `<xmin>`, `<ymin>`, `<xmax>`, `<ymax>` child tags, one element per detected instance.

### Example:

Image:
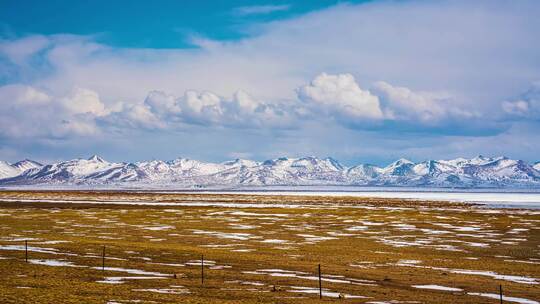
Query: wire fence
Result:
<box><xmin>18</xmin><ymin>240</ymin><xmax>509</xmax><ymax>303</ymax></box>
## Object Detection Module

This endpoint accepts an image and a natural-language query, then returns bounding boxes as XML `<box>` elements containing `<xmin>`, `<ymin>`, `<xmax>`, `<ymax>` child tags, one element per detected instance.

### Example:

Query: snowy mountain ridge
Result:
<box><xmin>1</xmin><ymin>155</ymin><xmax>540</xmax><ymax>188</ymax></box>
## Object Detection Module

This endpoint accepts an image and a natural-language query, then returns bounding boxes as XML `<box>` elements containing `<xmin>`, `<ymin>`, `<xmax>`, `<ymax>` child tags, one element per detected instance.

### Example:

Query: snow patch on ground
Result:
<box><xmin>412</xmin><ymin>285</ymin><xmax>462</xmax><ymax>292</ymax></box>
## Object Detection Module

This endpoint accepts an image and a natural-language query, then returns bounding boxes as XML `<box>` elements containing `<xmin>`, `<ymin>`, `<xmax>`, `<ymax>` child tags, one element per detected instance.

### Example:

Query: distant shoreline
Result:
<box><xmin>1</xmin><ymin>187</ymin><xmax>540</xmax><ymax>209</ymax></box>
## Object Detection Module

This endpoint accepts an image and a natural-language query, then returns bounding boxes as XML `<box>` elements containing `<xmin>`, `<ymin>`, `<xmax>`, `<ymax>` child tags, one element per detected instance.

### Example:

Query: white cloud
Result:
<box><xmin>0</xmin><ymin>35</ymin><xmax>50</xmax><ymax>65</ymax></box>
<box><xmin>297</xmin><ymin>73</ymin><xmax>384</xmax><ymax>120</ymax></box>
<box><xmin>1</xmin><ymin>83</ymin><xmax>51</xmax><ymax>105</ymax></box>
<box><xmin>0</xmin><ymin>84</ymin><xmax>107</xmax><ymax>138</ymax></box>
<box><xmin>144</xmin><ymin>90</ymin><xmax>181</xmax><ymax>116</ymax></box>
<box><xmin>373</xmin><ymin>81</ymin><xmax>478</xmax><ymax>123</ymax></box>
<box><xmin>125</xmin><ymin>73</ymin><xmax>485</xmax><ymax>131</ymax></box>
<box><xmin>135</xmin><ymin>89</ymin><xmax>298</xmax><ymax>128</ymax></box>
<box><xmin>295</xmin><ymin>73</ymin><xmax>480</xmax><ymax>126</ymax></box>
<box><xmin>115</xmin><ymin>103</ymin><xmax>165</xmax><ymax>129</ymax></box>
<box><xmin>0</xmin><ymin>72</ymin><xmax>501</xmax><ymax>141</ymax></box>
<box><xmin>233</xmin><ymin>4</ymin><xmax>290</xmax><ymax>16</ymax></box>
<box><xmin>61</xmin><ymin>87</ymin><xmax>108</xmax><ymax>116</ymax></box>
<box><xmin>112</xmin><ymin>73</ymin><xmax>481</xmax><ymax>130</ymax></box>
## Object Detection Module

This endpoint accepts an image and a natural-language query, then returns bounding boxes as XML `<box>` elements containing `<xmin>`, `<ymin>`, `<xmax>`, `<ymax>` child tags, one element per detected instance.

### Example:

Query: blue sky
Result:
<box><xmin>0</xmin><ymin>0</ymin><xmax>354</xmax><ymax>48</ymax></box>
<box><xmin>0</xmin><ymin>0</ymin><xmax>539</xmax><ymax>165</ymax></box>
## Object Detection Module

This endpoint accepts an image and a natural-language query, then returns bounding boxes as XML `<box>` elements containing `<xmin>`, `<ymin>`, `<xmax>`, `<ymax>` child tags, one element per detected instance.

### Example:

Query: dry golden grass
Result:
<box><xmin>0</xmin><ymin>190</ymin><xmax>538</xmax><ymax>303</ymax></box>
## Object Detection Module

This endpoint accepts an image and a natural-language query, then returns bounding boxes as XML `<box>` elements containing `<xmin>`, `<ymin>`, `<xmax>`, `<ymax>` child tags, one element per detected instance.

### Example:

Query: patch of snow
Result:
<box><xmin>412</xmin><ymin>285</ymin><xmax>462</xmax><ymax>292</ymax></box>
<box><xmin>28</xmin><ymin>259</ymin><xmax>83</xmax><ymax>267</ymax></box>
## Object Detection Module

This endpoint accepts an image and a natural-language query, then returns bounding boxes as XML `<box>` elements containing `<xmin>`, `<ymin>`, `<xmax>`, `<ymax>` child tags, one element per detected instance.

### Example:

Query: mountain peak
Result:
<box><xmin>12</xmin><ymin>159</ymin><xmax>43</xmax><ymax>171</ymax></box>
<box><xmin>88</xmin><ymin>155</ymin><xmax>106</xmax><ymax>163</ymax></box>
<box><xmin>471</xmin><ymin>155</ymin><xmax>490</xmax><ymax>162</ymax></box>
<box><xmin>14</xmin><ymin>159</ymin><xmax>42</xmax><ymax>165</ymax></box>
<box><xmin>323</xmin><ymin>157</ymin><xmax>344</xmax><ymax>170</ymax></box>
<box><xmin>390</xmin><ymin>158</ymin><xmax>414</xmax><ymax>166</ymax></box>
<box><xmin>222</xmin><ymin>158</ymin><xmax>259</xmax><ymax>167</ymax></box>
<box><xmin>382</xmin><ymin>158</ymin><xmax>415</xmax><ymax>176</ymax></box>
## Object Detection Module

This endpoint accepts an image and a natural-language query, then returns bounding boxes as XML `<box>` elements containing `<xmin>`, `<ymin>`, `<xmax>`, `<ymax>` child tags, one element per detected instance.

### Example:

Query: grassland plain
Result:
<box><xmin>0</xmin><ymin>190</ymin><xmax>538</xmax><ymax>303</ymax></box>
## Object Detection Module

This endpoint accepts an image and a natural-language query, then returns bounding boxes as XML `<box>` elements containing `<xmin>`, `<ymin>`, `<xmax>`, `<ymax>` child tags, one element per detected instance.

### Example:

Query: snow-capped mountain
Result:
<box><xmin>12</xmin><ymin>159</ymin><xmax>43</xmax><ymax>172</ymax></box>
<box><xmin>0</xmin><ymin>159</ymin><xmax>43</xmax><ymax>179</ymax></box>
<box><xmin>1</xmin><ymin>155</ymin><xmax>540</xmax><ymax>188</ymax></box>
<box><xmin>209</xmin><ymin>157</ymin><xmax>346</xmax><ymax>186</ymax></box>
<box><xmin>0</xmin><ymin>161</ymin><xmax>20</xmax><ymax>179</ymax></box>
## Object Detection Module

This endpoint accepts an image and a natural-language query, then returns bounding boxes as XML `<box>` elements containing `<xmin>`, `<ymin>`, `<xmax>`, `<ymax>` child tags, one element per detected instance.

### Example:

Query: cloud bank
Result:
<box><xmin>0</xmin><ymin>71</ymin><xmax>497</xmax><ymax>140</ymax></box>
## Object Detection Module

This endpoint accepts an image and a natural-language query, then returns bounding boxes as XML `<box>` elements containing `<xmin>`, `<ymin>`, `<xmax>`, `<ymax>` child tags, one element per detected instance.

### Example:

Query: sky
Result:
<box><xmin>0</xmin><ymin>0</ymin><xmax>539</xmax><ymax>166</ymax></box>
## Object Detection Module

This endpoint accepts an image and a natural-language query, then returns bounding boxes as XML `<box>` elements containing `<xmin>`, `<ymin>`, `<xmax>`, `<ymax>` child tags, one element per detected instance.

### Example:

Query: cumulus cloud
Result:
<box><xmin>109</xmin><ymin>103</ymin><xmax>165</xmax><ymax>129</ymax></box>
<box><xmin>0</xmin><ymin>84</ymin><xmax>107</xmax><ymax>138</ymax></box>
<box><xmin>137</xmin><ymin>89</ymin><xmax>298</xmax><ymax>128</ymax></box>
<box><xmin>111</xmin><ymin>73</ymin><xmax>484</xmax><ymax>131</ymax></box>
<box><xmin>0</xmin><ymin>81</ymin><xmax>300</xmax><ymax>140</ymax></box>
<box><xmin>0</xmin><ymin>72</ymin><xmax>500</xmax><ymax>141</ymax></box>
<box><xmin>294</xmin><ymin>73</ymin><xmax>481</xmax><ymax>128</ymax></box>
<box><xmin>297</xmin><ymin>73</ymin><xmax>384</xmax><ymax>121</ymax></box>
<box><xmin>61</xmin><ymin>87</ymin><xmax>109</xmax><ymax>116</ymax></box>
<box><xmin>373</xmin><ymin>81</ymin><xmax>479</xmax><ymax>123</ymax></box>
<box><xmin>144</xmin><ymin>90</ymin><xmax>181</xmax><ymax>117</ymax></box>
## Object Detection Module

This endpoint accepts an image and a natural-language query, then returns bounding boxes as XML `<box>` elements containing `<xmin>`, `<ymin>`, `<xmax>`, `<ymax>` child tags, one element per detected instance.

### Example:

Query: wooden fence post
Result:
<box><xmin>25</xmin><ymin>240</ymin><xmax>28</xmax><ymax>263</ymax></box>
<box><xmin>201</xmin><ymin>254</ymin><xmax>204</xmax><ymax>285</ymax></box>
<box><xmin>499</xmin><ymin>284</ymin><xmax>503</xmax><ymax>304</ymax></box>
<box><xmin>102</xmin><ymin>246</ymin><xmax>105</xmax><ymax>271</ymax></box>
<box><xmin>318</xmin><ymin>264</ymin><xmax>322</xmax><ymax>299</ymax></box>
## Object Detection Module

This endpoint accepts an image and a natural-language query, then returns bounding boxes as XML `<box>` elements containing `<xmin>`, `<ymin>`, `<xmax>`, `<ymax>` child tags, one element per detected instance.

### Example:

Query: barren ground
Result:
<box><xmin>0</xmin><ymin>190</ymin><xmax>538</xmax><ymax>303</ymax></box>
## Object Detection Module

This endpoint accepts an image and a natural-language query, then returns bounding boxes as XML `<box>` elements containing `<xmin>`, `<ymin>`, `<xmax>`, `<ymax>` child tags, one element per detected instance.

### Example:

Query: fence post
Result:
<box><xmin>102</xmin><ymin>245</ymin><xmax>105</xmax><ymax>271</ymax></box>
<box><xmin>25</xmin><ymin>240</ymin><xmax>28</xmax><ymax>263</ymax></box>
<box><xmin>499</xmin><ymin>284</ymin><xmax>503</xmax><ymax>304</ymax></box>
<box><xmin>318</xmin><ymin>264</ymin><xmax>322</xmax><ymax>299</ymax></box>
<box><xmin>201</xmin><ymin>254</ymin><xmax>204</xmax><ymax>285</ymax></box>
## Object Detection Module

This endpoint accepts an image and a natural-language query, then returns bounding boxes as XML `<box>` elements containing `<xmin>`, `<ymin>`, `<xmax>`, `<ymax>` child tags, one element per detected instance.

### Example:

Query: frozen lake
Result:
<box><xmin>186</xmin><ymin>188</ymin><xmax>540</xmax><ymax>209</ymax></box>
<box><xmin>3</xmin><ymin>186</ymin><xmax>540</xmax><ymax>208</ymax></box>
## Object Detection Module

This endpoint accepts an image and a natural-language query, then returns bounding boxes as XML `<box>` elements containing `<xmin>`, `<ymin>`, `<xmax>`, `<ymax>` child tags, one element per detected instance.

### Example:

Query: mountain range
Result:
<box><xmin>1</xmin><ymin>155</ymin><xmax>540</xmax><ymax>188</ymax></box>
